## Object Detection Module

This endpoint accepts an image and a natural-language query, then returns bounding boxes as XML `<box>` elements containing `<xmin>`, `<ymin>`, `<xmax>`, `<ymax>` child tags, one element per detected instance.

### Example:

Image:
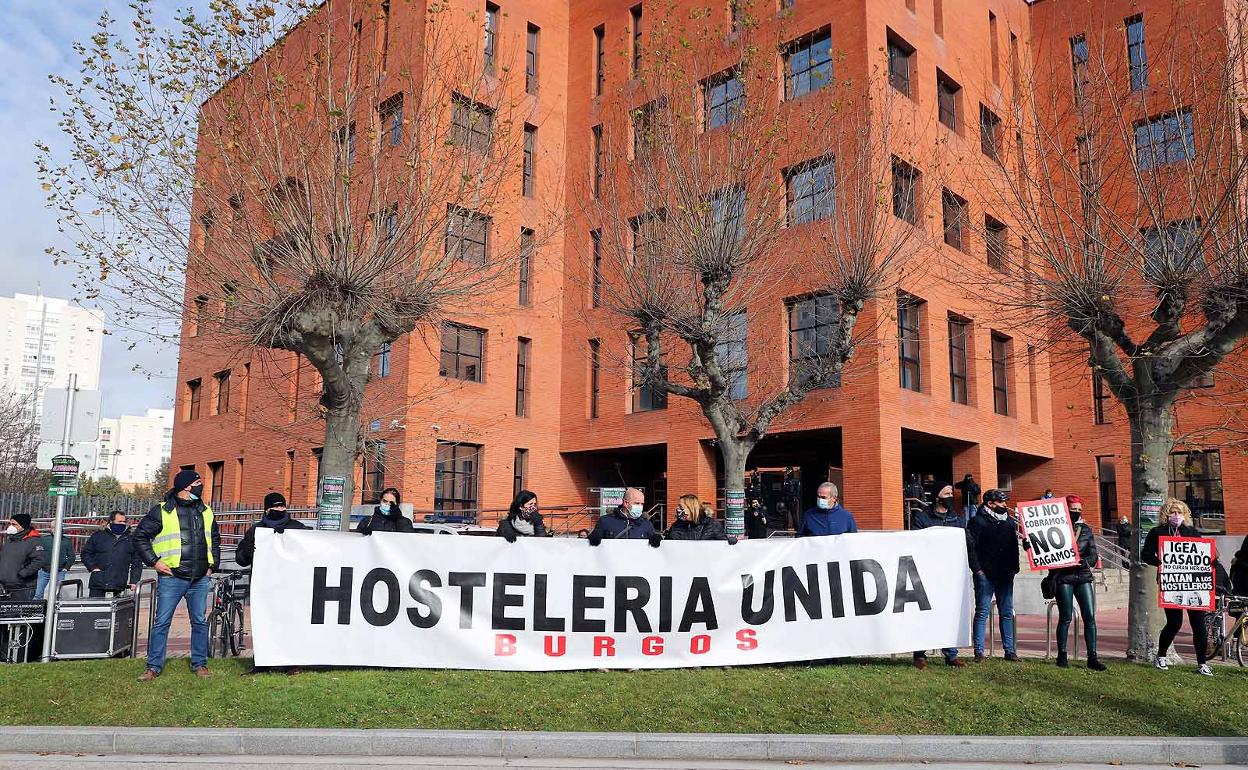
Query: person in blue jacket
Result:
<box><xmin>797</xmin><ymin>482</ymin><xmax>858</xmax><ymax>536</ymax></box>
<box><xmin>588</xmin><ymin>487</ymin><xmax>661</xmax><ymax>547</ymax></box>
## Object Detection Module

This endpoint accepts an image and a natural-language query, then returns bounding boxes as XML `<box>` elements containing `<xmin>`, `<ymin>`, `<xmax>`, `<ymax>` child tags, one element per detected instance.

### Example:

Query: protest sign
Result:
<box><xmin>251</xmin><ymin>528</ymin><xmax>973</xmax><ymax>670</ymax></box>
<box><xmin>1157</xmin><ymin>536</ymin><xmax>1216</xmax><ymax>611</ymax></box>
<box><xmin>1018</xmin><ymin>497</ymin><xmax>1080</xmax><ymax>570</ymax></box>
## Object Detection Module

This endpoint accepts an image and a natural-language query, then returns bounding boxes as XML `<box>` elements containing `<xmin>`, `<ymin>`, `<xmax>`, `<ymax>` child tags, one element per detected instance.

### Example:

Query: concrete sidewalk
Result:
<box><xmin>1</xmin><ymin>728</ymin><xmax>1245</xmax><ymax>766</ymax></box>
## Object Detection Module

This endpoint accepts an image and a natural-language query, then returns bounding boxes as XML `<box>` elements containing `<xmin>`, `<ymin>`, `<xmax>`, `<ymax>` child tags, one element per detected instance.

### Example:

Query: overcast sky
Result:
<box><xmin>0</xmin><ymin>1</ymin><xmax>177</xmax><ymax>419</ymax></box>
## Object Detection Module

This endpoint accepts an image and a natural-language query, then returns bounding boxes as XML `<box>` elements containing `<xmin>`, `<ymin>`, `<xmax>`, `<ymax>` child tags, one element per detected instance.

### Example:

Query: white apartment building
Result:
<box><xmin>0</xmin><ymin>292</ymin><xmax>104</xmax><ymax>424</ymax></box>
<box><xmin>95</xmin><ymin>408</ymin><xmax>174</xmax><ymax>487</ymax></box>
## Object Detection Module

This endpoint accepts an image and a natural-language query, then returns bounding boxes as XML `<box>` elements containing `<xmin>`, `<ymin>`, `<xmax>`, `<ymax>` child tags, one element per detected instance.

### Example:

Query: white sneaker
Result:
<box><xmin>1197</xmin><ymin>663</ymin><xmax>1214</xmax><ymax>677</ymax></box>
<box><xmin>1155</xmin><ymin>657</ymin><xmax>1169</xmax><ymax>670</ymax></box>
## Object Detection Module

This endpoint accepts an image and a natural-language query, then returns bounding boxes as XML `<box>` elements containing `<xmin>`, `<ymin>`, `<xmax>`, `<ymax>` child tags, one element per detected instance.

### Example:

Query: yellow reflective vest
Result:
<box><xmin>151</xmin><ymin>503</ymin><xmax>215</xmax><ymax>569</ymax></box>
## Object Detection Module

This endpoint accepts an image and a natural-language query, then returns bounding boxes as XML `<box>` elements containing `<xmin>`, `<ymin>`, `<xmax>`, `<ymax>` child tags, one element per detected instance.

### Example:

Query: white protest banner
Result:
<box><xmin>251</xmin><ymin>528</ymin><xmax>972</xmax><ymax>670</ymax></box>
<box><xmin>1018</xmin><ymin>497</ymin><xmax>1080</xmax><ymax>571</ymax></box>
<box><xmin>1158</xmin><ymin>536</ymin><xmax>1217</xmax><ymax>611</ymax></box>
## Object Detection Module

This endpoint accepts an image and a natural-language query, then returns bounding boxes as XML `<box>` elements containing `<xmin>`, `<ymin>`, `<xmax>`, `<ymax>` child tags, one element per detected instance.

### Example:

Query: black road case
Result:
<box><xmin>52</xmin><ymin>597</ymin><xmax>135</xmax><ymax>659</ymax></box>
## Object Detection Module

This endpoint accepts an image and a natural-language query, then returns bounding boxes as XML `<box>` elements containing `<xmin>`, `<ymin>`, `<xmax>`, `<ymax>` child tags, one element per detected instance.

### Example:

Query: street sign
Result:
<box><xmin>599</xmin><ymin>487</ymin><xmax>625</xmax><ymax>515</ymax></box>
<box><xmin>725</xmin><ymin>489</ymin><xmax>745</xmax><ymax>537</ymax></box>
<box><xmin>39</xmin><ymin>387</ymin><xmax>101</xmax><ymax>445</ymax></box>
<box><xmin>48</xmin><ymin>455</ymin><xmax>80</xmax><ymax>497</ymax></box>
<box><xmin>316</xmin><ymin>475</ymin><xmax>346</xmax><ymax>531</ymax></box>
<box><xmin>37</xmin><ymin>441</ymin><xmax>97</xmax><ymax>472</ymax></box>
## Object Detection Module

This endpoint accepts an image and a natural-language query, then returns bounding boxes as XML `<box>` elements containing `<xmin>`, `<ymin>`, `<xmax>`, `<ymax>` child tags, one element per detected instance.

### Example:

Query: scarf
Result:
<box><xmin>511</xmin><ymin>516</ymin><xmax>535</xmax><ymax>536</ymax></box>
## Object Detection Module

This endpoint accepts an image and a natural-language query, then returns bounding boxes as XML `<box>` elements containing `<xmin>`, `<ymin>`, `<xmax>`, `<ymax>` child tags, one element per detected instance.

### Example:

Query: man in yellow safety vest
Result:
<box><xmin>134</xmin><ymin>469</ymin><xmax>221</xmax><ymax>681</ymax></box>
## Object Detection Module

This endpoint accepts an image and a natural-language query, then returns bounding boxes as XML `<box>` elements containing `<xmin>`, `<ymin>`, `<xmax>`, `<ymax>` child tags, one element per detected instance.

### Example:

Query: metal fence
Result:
<box><xmin>0</xmin><ymin>491</ymin><xmax>286</xmax><ymax>519</ymax></box>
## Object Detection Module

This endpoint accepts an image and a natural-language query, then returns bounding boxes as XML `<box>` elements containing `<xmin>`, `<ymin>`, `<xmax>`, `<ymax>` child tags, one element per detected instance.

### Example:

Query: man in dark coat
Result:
<box><xmin>588</xmin><ymin>487</ymin><xmax>661</xmax><ymax>546</ymax></box>
<box><xmin>745</xmin><ymin>498</ymin><xmax>768</xmax><ymax>540</ymax></box>
<box><xmin>797</xmin><ymin>482</ymin><xmax>858</xmax><ymax>537</ymax></box>
<box><xmin>0</xmin><ymin>514</ymin><xmax>43</xmax><ymax>599</ymax></box>
<box><xmin>236</xmin><ymin>492</ymin><xmax>308</xmax><ymax>567</ymax></box>
<box><xmin>908</xmin><ymin>487</ymin><xmax>969</xmax><ymax>669</ymax></box>
<box><xmin>1114</xmin><ymin>515</ymin><xmax>1133</xmax><ymax>565</ymax></box>
<box><xmin>81</xmin><ymin>511</ymin><xmax>144</xmax><ymax>597</ymax></box>
<box><xmin>955</xmin><ymin>473</ymin><xmax>982</xmax><ymax>522</ymax></box>
<box><xmin>967</xmin><ymin>490</ymin><xmax>1021</xmax><ymax>662</ymax></box>
<box><xmin>355</xmin><ymin>487</ymin><xmax>414</xmax><ymax>535</ymax></box>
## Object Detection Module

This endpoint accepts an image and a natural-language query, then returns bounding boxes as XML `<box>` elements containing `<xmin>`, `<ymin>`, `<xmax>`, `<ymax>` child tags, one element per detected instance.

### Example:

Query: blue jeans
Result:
<box><xmin>35</xmin><ymin>569</ymin><xmax>68</xmax><ymax>600</ymax></box>
<box><xmin>146</xmin><ymin>575</ymin><xmax>210</xmax><ymax>672</ymax></box>
<box><xmin>973</xmin><ymin>573</ymin><xmax>1016</xmax><ymax>655</ymax></box>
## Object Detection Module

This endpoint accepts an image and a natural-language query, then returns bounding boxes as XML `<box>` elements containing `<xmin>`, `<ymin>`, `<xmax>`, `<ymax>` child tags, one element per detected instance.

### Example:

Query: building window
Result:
<box><xmin>630</xmin><ymin>209</ymin><xmax>665</xmax><ymax>264</ymax></box>
<box><xmin>709</xmin><ymin>186</ymin><xmax>745</xmax><ymax>241</ymax></box>
<box><xmin>1070</xmin><ymin>34</ymin><xmax>1089</xmax><ymax>103</ymax></box>
<box><xmin>985</xmin><ymin>215</ymin><xmax>1007</xmax><ymax>270</ymax></box>
<box><xmin>714</xmin><ymin>310</ymin><xmax>748</xmax><ymax>400</ymax></box>
<box><xmin>991</xmin><ymin>332</ymin><xmax>1010</xmax><ymax>415</ymax></box>
<box><xmin>632</xmin><ymin>100</ymin><xmax>662</xmax><ymax>160</ymax></box>
<box><xmin>518</xmin><ymin>228</ymin><xmax>534</xmax><ymax>306</ymax></box>
<box><xmin>522</xmin><ymin>124</ymin><xmax>537</xmax><ymax>197</ymax></box>
<box><xmin>221</xmin><ymin>283</ymin><xmax>236</xmax><ymax>324</ymax></box>
<box><xmin>1125</xmin><ymin>14</ymin><xmax>1148</xmax><ymax>91</ymax></box>
<box><xmin>483</xmin><ymin>2</ymin><xmax>499</xmax><ymax>76</ymax></box>
<box><xmin>187</xmin><ymin>379</ymin><xmax>202</xmax><ymax>421</ymax></box>
<box><xmin>526</xmin><ymin>23</ymin><xmax>540</xmax><ymax>94</ymax></box>
<box><xmin>948</xmin><ymin>316</ymin><xmax>969</xmax><ymax>405</ymax></box>
<box><xmin>785</xmin><ymin>156</ymin><xmax>835</xmax><ymax>225</ymax></box>
<box><xmin>783</xmin><ymin>28</ymin><xmax>833</xmax><ymax>100</ymax></box>
<box><xmin>979</xmin><ymin>105</ymin><xmax>1001</xmax><ymax>161</ymax></box>
<box><xmin>374</xmin><ymin>341</ymin><xmax>392</xmax><ymax>378</ymax></box>
<box><xmin>284</xmin><ymin>450</ymin><xmax>295</xmax><ymax>501</ymax></box>
<box><xmin>937</xmin><ymin>70</ymin><xmax>960</xmax><ymax>130</ymax></box>
<box><xmin>435</xmin><ymin>441</ymin><xmax>481</xmax><ymax>514</ymax></box>
<box><xmin>630</xmin><ymin>5</ymin><xmax>643</xmax><ymax>76</ymax></box>
<box><xmin>362</xmin><ymin>440</ymin><xmax>387</xmax><ymax>504</ymax></box>
<box><xmin>214</xmin><ymin>370</ymin><xmax>231</xmax><ymax>415</ymax></box>
<box><xmin>513</xmin><ymin>448</ymin><xmax>528</xmax><ymax>497</ymax></box>
<box><xmin>887</xmin><ymin>30</ymin><xmax>914</xmax><ymax>97</ymax></box>
<box><xmin>208</xmin><ymin>461</ymin><xmax>224</xmax><ymax>503</ymax></box>
<box><xmin>446</xmin><ymin>205</ymin><xmax>490</xmax><ymax>266</ymax></box>
<box><xmin>451</xmin><ymin>94</ymin><xmax>495</xmax><ymax>154</ymax></box>
<box><xmin>594</xmin><ymin>25</ymin><xmax>605</xmax><ymax>97</ymax></box>
<box><xmin>515</xmin><ymin>337</ymin><xmax>531</xmax><ymax>417</ymax></box>
<box><xmin>335</xmin><ymin>122</ymin><xmax>356</xmax><ymax>167</ymax></box>
<box><xmin>377</xmin><ymin>205</ymin><xmax>398</xmax><ymax>243</ymax></box>
<box><xmin>898</xmin><ymin>294</ymin><xmax>922</xmax><ymax>392</ymax></box>
<box><xmin>942</xmin><ymin>188</ymin><xmax>968</xmax><ymax>251</ymax></box>
<box><xmin>631</xmin><ymin>333</ymin><xmax>668</xmax><ymax>412</ymax></box>
<box><xmin>1092</xmin><ymin>371</ymin><xmax>1110</xmax><ymax>424</ymax></box>
<box><xmin>1142</xmin><ymin>219</ymin><xmax>1201</xmax><ymax>280</ymax></box>
<box><xmin>439</xmin><ymin>323</ymin><xmax>486</xmax><ymax>382</ymax></box>
<box><xmin>892</xmin><ymin>157</ymin><xmax>920</xmax><ymax>224</ymax></box>
<box><xmin>378</xmin><ymin>93</ymin><xmax>403</xmax><ymax>147</ymax></box>
<box><xmin>1135</xmin><ymin>110</ymin><xmax>1194</xmax><ymax>170</ymax></box>
<box><xmin>589</xmin><ymin>338</ymin><xmax>601</xmax><ymax>418</ymax></box>
<box><xmin>591</xmin><ymin>230</ymin><xmax>602</xmax><ymax>308</ymax></box>
<box><xmin>703</xmin><ymin>69</ymin><xmax>744</xmax><ymax>129</ymax></box>
<box><xmin>788</xmin><ymin>294</ymin><xmax>841</xmax><ymax>388</ymax></box>
<box><xmin>191</xmin><ymin>295</ymin><xmax>208</xmax><ymax>337</ymax></box>
<box><xmin>592</xmin><ymin>125</ymin><xmax>604</xmax><ymax>198</ymax></box>
<box><xmin>988</xmin><ymin>11</ymin><xmax>1000</xmax><ymax>84</ymax></box>
<box><xmin>1169</xmin><ymin>449</ymin><xmax>1224</xmax><ymax>534</ymax></box>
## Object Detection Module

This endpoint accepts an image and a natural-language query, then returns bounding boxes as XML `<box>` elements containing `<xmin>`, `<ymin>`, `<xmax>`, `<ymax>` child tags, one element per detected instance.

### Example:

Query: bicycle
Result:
<box><xmin>1205</xmin><ymin>593</ymin><xmax>1248</xmax><ymax>666</ymax></box>
<box><xmin>207</xmin><ymin>570</ymin><xmax>248</xmax><ymax>658</ymax></box>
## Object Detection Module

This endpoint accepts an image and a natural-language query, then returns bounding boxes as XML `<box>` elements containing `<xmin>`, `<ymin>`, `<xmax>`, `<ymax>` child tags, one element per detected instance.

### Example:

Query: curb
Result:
<box><xmin>0</xmin><ymin>728</ymin><xmax>1246</xmax><ymax>764</ymax></box>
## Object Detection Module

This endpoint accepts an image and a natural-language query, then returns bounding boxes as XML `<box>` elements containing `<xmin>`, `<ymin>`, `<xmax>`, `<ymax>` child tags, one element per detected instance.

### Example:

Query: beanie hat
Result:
<box><xmin>12</xmin><ymin>513</ymin><xmax>32</xmax><ymax>530</ymax></box>
<box><xmin>263</xmin><ymin>492</ymin><xmax>287</xmax><ymax>510</ymax></box>
<box><xmin>1066</xmin><ymin>494</ymin><xmax>1083</xmax><ymax>508</ymax></box>
<box><xmin>172</xmin><ymin>469</ymin><xmax>200</xmax><ymax>493</ymax></box>
<box><xmin>937</xmin><ymin>485</ymin><xmax>954</xmax><ymax>498</ymax></box>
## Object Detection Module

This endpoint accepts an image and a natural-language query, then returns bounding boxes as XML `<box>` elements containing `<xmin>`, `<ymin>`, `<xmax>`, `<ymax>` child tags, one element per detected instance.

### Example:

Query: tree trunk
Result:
<box><xmin>1124</xmin><ymin>401</ymin><xmax>1174</xmax><ymax>660</ymax></box>
<box><xmin>320</xmin><ymin>388</ymin><xmax>364</xmax><ymax>532</ymax></box>
<box><xmin>720</xmin><ymin>439</ymin><xmax>749</xmax><ymax>538</ymax></box>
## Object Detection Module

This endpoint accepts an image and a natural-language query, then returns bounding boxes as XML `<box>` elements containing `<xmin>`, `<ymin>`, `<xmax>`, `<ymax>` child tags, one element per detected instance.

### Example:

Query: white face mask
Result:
<box><xmin>4</xmin><ymin>525</ymin><xmax>17</xmax><ymax>535</ymax></box>
<box><xmin>627</xmin><ymin>503</ymin><xmax>643</xmax><ymax>518</ymax></box>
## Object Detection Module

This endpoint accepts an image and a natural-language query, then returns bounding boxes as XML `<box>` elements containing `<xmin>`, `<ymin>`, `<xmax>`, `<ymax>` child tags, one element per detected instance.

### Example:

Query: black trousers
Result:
<box><xmin>89</xmin><ymin>588</ymin><xmax>124</xmax><ymax>598</ymax></box>
<box><xmin>1158</xmin><ymin>608</ymin><xmax>1208</xmax><ymax>664</ymax></box>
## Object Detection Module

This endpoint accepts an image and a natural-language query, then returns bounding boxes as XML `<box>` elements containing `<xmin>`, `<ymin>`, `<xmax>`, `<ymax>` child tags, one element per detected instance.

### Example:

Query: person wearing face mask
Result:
<box><xmin>665</xmin><ymin>495</ymin><xmax>728</xmax><ymax>541</ymax></box>
<box><xmin>966</xmin><ymin>490</ymin><xmax>1020</xmax><ymax>662</ymax></box>
<box><xmin>588</xmin><ymin>487</ymin><xmax>661</xmax><ymax>546</ymax></box>
<box><xmin>133</xmin><ymin>469</ymin><xmax>221</xmax><ymax>682</ymax></box>
<box><xmin>34</xmin><ymin>519</ymin><xmax>75</xmax><ymax>601</ymax></box>
<box><xmin>797</xmin><ymin>482</ymin><xmax>858</xmax><ymax>537</ymax></box>
<box><xmin>1142</xmin><ymin>498</ymin><xmax>1213</xmax><ymax>676</ymax></box>
<box><xmin>356</xmin><ymin>488</ymin><xmax>414</xmax><ymax>535</ymax></box>
<box><xmin>80</xmin><ymin>511</ymin><xmax>144</xmax><ymax>598</ymax></box>
<box><xmin>907</xmin><ymin>486</ymin><xmax>969</xmax><ymax>669</ymax></box>
<box><xmin>1047</xmin><ymin>495</ymin><xmax>1105</xmax><ymax>671</ymax></box>
<box><xmin>1114</xmin><ymin>515</ymin><xmax>1133</xmax><ymax>563</ymax></box>
<box><xmin>236</xmin><ymin>493</ymin><xmax>308</xmax><ymax>568</ymax></box>
<box><xmin>745</xmin><ymin>498</ymin><xmax>768</xmax><ymax>540</ymax></box>
<box><xmin>0</xmin><ymin>514</ymin><xmax>43</xmax><ymax>599</ymax></box>
<box><xmin>498</xmin><ymin>490</ymin><xmax>547</xmax><ymax>541</ymax></box>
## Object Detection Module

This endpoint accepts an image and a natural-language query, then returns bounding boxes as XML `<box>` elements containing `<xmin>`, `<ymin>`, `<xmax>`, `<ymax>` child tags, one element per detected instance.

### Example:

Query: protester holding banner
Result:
<box><xmin>355</xmin><ymin>488</ymin><xmax>414</xmax><ymax>535</ymax></box>
<box><xmin>966</xmin><ymin>490</ymin><xmax>1020</xmax><ymax>662</ymax></box>
<box><xmin>498</xmin><ymin>491</ymin><xmax>547</xmax><ymax>541</ymax></box>
<box><xmin>1048</xmin><ymin>495</ymin><xmax>1105</xmax><ymax>671</ymax></box>
<box><xmin>588</xmin><ymin>487</ymin><xmax>661</xmax><ymax>545</ymax></box>
<box><xmin>907</xmin><ymin>487</ymin><xmax>969</xmax><ymax>669</ymax></box>
<box><xmin>1142</xmin><ymin>499</ymin><xmax>1213</xmax><ymax>676</ymax></box>
<box><xmin>665</xmin><ymin>495</ymin><xmax>728</xmax><ymax>541</ymax></box>
<box><xmin>797</xmin><ymin>483</ymin><xmax>857</xmax><ymax>537</ymax></box>
<box><xmin>236</xmin><ymin>493</ymin><xmax>308</xmax><ymax>567</ymax></box>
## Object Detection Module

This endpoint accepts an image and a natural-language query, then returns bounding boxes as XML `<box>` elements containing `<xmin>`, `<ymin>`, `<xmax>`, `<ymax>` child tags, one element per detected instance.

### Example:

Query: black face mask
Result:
<box><xmin>109</xmin><ymin>522</ymin><xmax>127</xmax><ymax>535</ymax></box>
<box><xmin>188</xmin><ymin>484</ymin><xmax>205</xmax><ymax>500</ymax></box>
<box><xmin>264</xmin><ymin>508</ymin><xmax>287</xmax><ymax>521</ymax></box>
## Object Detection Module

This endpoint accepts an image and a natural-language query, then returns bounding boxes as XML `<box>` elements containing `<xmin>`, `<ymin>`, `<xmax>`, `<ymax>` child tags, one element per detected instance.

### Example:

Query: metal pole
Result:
<box><xmin>41</xmin><ymin>373</ymin><xmax>77</xmax><ymax>662</ymax></box>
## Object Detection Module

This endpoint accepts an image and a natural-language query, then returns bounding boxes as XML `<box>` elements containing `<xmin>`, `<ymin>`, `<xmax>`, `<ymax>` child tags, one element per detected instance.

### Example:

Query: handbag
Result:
<box><xmin>1041</xmin><ymin>572</ymin><xmax>1056</xmax><ymax>600</ymax></box>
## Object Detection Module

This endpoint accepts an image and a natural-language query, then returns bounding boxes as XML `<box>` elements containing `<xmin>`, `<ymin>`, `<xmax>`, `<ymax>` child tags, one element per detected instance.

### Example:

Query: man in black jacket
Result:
<box><xmin>967</xmin><ymin>490</ymin><xmax>1021</xmax><ymax>662</ymax></box>
<box><xmin>81</xmin><ymin>511</ymin><xmax>144</xmax><ymax>598</ymax></box>
<box><xmin>133</xmin><ymin>469</ymin><xmax>221</xmax><ymax>681</ymax></box>
<box><xmin>588</xmin><ymin>487</ymin><xmax>661</xmax><ymax>546</ymax></box>
<box><xmin>0</xmin><ymin>514</ymin><xmax>43</xmax><ymax>599</ymax></box>
<box><xmin>236</xmin><ymin>493</ymin><xmax>308</xmax><ymax>567</ymax></box>
<box><xmin>908</xmin><ymin>487</ymin><xmax>969</xmax><ymax>669</ymax></box>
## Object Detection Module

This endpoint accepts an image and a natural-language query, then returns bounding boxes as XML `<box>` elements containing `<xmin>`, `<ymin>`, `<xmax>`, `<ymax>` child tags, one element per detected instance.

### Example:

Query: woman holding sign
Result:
<box><xmin>1051</xmin><ymin>496</ymin><xmax>1106</xmax><ymax>671</ymax></box>
<box><xmin>1142</xmin><ymin>499</ymin><xmax>1213</xmax><ymax>677</ymax></box>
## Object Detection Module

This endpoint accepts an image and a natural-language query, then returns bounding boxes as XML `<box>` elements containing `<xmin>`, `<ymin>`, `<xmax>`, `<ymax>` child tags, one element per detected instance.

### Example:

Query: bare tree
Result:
<box><xmin>588</xmin><ymin>5</ymin><xmax>929</xmax><ymax>533</ymax></box>
<box><xmin>973</xmin><ymin>5</ymin><xmax>1248</xmax><ymax>657</ymax></box>
<box><xmin>38</xmin><ymin>0</ymin><xmax>545</xmax><ymax>520</ymax></box>
<box><xmin>0</xmin><ymin>388</ymin><xmax>48</xmax><ymax>494</ymax></box>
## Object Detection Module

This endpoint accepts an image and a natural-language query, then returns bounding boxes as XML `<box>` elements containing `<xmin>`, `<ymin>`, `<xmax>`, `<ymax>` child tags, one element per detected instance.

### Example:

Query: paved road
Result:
<box><xmin>1</xmin><ymin>757</ymin><xmax>1244</xmax><ymax>770</ymax></box>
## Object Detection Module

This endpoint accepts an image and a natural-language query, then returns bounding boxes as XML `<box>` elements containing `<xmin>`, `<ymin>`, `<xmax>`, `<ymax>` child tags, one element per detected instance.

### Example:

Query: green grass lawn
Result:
<box><xmin>2</xmin><ymin>657</ymin><xmax>1245</xmax><ymax>735</ymax></box>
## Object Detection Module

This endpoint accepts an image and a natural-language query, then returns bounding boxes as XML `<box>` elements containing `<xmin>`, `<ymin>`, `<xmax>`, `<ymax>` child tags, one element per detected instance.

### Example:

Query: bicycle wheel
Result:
<box><xmin>228</xmin><ymin>602</ymin><xmax>246</xmax><ymax>656</ymax></box>
<box><xmin>207</xmin><ymin>611</ymin><xmax>225</xmax><ymax>659</ymax></box>
<box><xmin>1204</xmin><ymin>612</ymin><xmax>1225</xmax><ymax>661</ymax></box>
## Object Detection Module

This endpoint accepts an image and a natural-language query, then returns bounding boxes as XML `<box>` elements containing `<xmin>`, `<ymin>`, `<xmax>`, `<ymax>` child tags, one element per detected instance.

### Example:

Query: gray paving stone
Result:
<box><xmin>0</xmin><ymin>727</ymin><xmax>115</xmax><ymax>754</ymax></box>
<box><xmin>370</xmin><ymin>730</ymin><xmax>504</xmax><ymax>757</ymax></box>
<box><xmin>1168</xmin><ymin>737</ymin><xmax>1248</xmax><ymax>766</ymax></box>
<box><xmin>764</xmin><ymin>734</ymin><xmax>905</xmax><ymax>761</ymax></box>
<box><xmin>895</xmin><ymin>735</ymin><xmax>1035</xmax><ymax>762</ymax></box>
<box><xmin>113</xmin><ymin>729</ymin><xmax>243</xmax><ymax>755</ymax></box>
<box><xmin>501</xmin><ymin>731</ymin><xmax>636</xmax><ymax>759</ymax></box>
<box><xmin>634</xmin><ymin>734</ymin><xmax>768</xmax><ymax>760</ymax></box>
<box><xmin>239</xmin><ymin>729</ymin><xmax>373</xmax><ymax>756</ymax></box>
<box><xmin>1031</xmin><ymin>737</ymin><xmax>1170</xmax><ymax>764</ymax></box>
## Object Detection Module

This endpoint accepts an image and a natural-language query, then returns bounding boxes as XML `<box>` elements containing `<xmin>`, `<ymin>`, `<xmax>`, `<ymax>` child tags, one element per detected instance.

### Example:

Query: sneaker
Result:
<box><xmin>1003</xmin><ymin>652</ymin><xmax>1020</xmax><ymax>662</ymax></box>
<box><xmin>1087</xmin><ymin>657</ymin><xmax>1107</xmax><ymax>672</ymax></box>
<box><xmin>1197</xmin><ymin>663</ymin><xmax>1213</xmax><ymax>677</ymax></box>
<box><xmin>973</xmin><ymin>652</ymin><xmax>985</xmax><ymax>663</ymax></box>
<box><xmin>137</xmin><ymin>668</ymin><xmax>159</xmax><ymax>682</ymax></box>
<box><xmin>1155</xmin><ymin>657</ymin><xmax>1169</xmax><ymax>671</ymax></box>
<box><xmin>1056</xmin><ymin>652</ymin><xmax>1068</xmax><ymax>668</ymax></box>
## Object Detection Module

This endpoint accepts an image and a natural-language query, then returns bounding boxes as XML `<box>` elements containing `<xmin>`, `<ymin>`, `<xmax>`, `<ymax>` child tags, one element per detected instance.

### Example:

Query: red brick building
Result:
<box><xmin>172</xmin><ymin>0</ymin><xmax>1247</xmax><ymax>536</ymax></box>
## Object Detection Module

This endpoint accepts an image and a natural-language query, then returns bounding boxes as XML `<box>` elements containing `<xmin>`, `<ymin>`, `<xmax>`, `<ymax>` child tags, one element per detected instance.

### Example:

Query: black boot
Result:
<box><xmin>1056</xmin><ymin>651</ymin><xmax>1068</xmax><ymax>668</ymax></box>
<box><xmin>1087</xmin><ymin>655</ymin><xmax>1106</xmax><ymax>672</ymax></box>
